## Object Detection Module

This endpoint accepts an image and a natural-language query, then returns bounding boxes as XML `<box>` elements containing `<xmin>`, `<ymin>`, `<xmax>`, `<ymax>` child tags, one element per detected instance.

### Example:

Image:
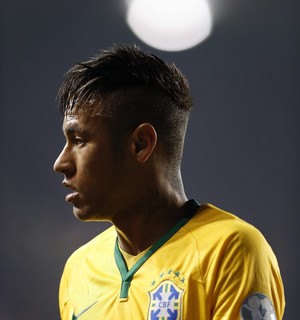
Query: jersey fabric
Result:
<box><xmin>59</xmin><ymin>201</ymin><xmax>285</xmax><ymax>320</ymax></box>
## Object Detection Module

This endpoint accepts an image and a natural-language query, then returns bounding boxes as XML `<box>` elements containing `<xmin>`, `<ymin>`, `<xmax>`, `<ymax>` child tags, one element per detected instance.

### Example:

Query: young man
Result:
<box><xmin>53</xmin><ymin>45</ymin><xmax>285</xmax><ymax>320</ymax></box>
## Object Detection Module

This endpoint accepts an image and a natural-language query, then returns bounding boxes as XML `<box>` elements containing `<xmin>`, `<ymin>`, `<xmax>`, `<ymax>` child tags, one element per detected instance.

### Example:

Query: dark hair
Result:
<box><xmin>58</xmin><ymin>44</ymin><xmax>193</xmax><ymax>166</ymax></box>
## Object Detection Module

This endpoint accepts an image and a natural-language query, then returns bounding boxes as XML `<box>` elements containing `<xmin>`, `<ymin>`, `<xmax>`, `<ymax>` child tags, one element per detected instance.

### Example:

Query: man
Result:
<box><xmin>54</xmin><ymin>45</ymin><xmax>285</xmax><ymax>320</ymax></box>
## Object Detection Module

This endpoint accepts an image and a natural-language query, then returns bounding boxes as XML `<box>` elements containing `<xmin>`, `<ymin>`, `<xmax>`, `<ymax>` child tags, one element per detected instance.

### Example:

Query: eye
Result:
<box><xmin>73</xmin><ymin>137</ymin><xmax>86</xmax><ymax>146</ymax></box>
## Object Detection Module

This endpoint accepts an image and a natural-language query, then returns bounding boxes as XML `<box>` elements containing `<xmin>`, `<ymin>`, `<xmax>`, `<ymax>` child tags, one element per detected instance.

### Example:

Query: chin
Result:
<box><xmin>73</xmin><ymin>206</ymin><xmax>108</xmax><ymax>222</ymax></box>
<box><xmin>73</xmin><ymin>207</ymin><xmax>93</xmax><ymax>221</ymax></box>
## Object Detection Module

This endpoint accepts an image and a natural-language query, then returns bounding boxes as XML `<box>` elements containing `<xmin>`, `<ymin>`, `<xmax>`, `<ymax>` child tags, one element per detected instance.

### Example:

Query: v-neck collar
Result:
<box><xmin>114</xmin><ymin>199</ymin><xmax>200</xmax><ymax>300</ymax></box>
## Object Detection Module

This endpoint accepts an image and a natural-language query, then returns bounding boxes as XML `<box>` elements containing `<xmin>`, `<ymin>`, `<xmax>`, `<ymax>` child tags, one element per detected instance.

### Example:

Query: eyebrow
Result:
<box><xmin>63</xmin><ymin>123</ymin><xmax>83</xmax><ymax>136</ymax></box>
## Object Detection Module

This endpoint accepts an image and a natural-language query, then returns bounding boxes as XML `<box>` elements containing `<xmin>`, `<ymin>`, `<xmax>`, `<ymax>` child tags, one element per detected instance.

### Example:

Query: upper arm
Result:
<box><xmin>207</xmin><ymin>226</ymin><xmax>285</xmax><ymax>319</ymax></box>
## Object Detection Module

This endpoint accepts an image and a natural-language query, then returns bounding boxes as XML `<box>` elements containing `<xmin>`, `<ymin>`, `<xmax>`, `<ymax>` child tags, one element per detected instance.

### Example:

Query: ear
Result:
<box><xmin>130</xmin><ymin>123</ymin><xmax>157</xmax><ymax>163</ymax></box>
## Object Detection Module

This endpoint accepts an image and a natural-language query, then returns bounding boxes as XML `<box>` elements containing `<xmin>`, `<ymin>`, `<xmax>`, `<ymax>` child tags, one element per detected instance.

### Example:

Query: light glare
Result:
<box><xmin>126</xmin><ymin>0</ymin><xmax>213</xmax><ymax>51</ymax></box>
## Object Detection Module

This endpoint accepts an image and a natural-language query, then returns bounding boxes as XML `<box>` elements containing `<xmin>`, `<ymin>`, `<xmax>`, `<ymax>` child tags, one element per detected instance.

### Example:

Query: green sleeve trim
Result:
<box><xmin>114</xmin><ymin>199</ymin><xmax>200</xmax><ymax>300</ymax></box>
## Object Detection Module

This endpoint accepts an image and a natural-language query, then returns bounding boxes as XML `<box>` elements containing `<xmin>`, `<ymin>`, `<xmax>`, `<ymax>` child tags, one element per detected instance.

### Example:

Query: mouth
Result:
<box><xmin>62</xmin><ymin>181</ymin><xmax>79</xmax><ymax>203</ymax></box>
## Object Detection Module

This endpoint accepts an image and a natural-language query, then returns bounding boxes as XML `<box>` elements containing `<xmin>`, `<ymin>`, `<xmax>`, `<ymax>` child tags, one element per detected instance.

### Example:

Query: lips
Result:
<box><xmin>62</xmin><ymin>181</ymin><xmax>79</xmax><ymax>203</ymax></box>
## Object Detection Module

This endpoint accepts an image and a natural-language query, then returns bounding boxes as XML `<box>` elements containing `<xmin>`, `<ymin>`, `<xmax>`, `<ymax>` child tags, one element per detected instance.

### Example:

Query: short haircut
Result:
<box><xmin>58</xmin><ymin>44</ymin><xmax>193</xmax><ymax>167</ymax></box>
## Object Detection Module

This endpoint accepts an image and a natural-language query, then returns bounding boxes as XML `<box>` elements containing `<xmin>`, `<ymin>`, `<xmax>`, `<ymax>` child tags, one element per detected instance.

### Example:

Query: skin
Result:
<box><xmin>53</xmin><ymin>105</ymin><xmax>188</xmax><ymax>255</ymax></box>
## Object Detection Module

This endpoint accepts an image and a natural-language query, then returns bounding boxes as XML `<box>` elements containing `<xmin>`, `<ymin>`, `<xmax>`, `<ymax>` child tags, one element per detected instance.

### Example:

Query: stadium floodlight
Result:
<box><xmin>126</xmin><ymin>0</ymin><xmax>213</xmax><ymax>51</ymax></box>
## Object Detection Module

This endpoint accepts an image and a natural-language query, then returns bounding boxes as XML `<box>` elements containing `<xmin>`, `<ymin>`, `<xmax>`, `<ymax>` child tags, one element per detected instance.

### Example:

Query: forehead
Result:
<box><xmin>62</xmin><ymin>108</ymin><xmax>104</xmax><ymax>133</ymax></box>
<box><xmin>64</xmin><ymin>96</ymin><xmax>110</xmax><ymax>116</ymax></box>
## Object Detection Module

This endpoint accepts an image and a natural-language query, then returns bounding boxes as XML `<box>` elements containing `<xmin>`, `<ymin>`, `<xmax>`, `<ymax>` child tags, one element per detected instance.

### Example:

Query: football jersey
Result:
<box><xmin>59</xmin><ymin>200</ymin><xmax>285</xmax><ymax>319</ymax></box>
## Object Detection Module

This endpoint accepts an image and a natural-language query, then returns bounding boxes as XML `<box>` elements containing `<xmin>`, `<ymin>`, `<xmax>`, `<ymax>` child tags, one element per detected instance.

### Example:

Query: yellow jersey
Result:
<box><xmin>59</xmin><ymin>200</ymin><xmax>285</xmax><ymax>319</ymax></box>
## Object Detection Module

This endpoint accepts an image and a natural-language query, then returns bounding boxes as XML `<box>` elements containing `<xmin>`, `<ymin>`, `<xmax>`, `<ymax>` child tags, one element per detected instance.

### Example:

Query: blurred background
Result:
<box><xmin>1</xmin><ymin>0</ymin><xmax>299</xmax><ymax>319</ymax></box>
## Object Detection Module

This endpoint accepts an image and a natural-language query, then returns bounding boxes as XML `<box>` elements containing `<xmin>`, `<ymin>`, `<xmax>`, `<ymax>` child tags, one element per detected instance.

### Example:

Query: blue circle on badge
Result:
<box><xmin>240</xmin><ymin>293</ymin><xmax>277</xmax><ymax>320</ymax></box>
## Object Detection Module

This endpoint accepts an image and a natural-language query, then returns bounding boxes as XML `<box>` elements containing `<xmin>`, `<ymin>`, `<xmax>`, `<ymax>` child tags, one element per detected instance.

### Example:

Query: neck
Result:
<box><xmin>113</xmin><ymin>184</ymin><xmax>188</xmax><ymax>255</ymax></box>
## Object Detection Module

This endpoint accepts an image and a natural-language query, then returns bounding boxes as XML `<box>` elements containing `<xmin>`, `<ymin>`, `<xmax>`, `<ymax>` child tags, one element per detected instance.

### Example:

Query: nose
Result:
<box><xmin>53</xmin><ymin>145</ymin><xmax>75</xmax><ymax>176</ymax></box>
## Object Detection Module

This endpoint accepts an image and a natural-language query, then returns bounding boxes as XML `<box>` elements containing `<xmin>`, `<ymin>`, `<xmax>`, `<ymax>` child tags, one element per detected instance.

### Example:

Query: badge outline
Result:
<box><xmin>147</xmin><ymin>279</ymin><xmax>185</xmax><ymax>320</ymax></box>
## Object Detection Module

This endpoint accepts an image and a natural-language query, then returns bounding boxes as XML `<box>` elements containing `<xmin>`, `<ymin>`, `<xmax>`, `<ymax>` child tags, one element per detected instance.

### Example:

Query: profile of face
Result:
<box><xmin>53</xmin><ymin>108</ymin><xmax>131</xmax><ymax>221</ymax></box>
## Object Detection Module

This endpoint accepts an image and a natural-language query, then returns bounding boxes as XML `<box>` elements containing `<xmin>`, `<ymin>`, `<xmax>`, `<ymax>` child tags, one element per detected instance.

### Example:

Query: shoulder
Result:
<box><xmin>186</xmin><ymin>204</ymin><xmax>285</xmax><ymax>319</ymax></box>
<box><xmin>184</xmin><ymin>203</ymin><xmax>274</xmax><ymax>257</ymax></box>
<box><xmin>188</xmin><ymin>203</ymin><xmax>265</xmax><ymax>236</ymax></box>
<box><xmin>182</xmin><ymin>203</ymin><xmax>281</xmax><ymax>283</ymax></box>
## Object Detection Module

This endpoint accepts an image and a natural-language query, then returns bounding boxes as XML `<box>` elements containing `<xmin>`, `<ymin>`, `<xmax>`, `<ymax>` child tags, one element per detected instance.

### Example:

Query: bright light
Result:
<box><xmin>126</xmin><ymin>0</ymin><xmax>213</xmax><ymax>51</ymax></box>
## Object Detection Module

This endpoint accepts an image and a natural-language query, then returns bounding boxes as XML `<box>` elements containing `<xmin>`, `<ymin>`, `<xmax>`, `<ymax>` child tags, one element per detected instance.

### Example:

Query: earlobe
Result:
<box><xmin>131</xmin><ymin>123</ymin><xmax>157</xmax><ymax>163</ymax></box>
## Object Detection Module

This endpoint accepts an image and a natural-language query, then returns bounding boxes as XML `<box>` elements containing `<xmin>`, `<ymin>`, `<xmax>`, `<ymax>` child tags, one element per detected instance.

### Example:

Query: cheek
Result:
<box><xmin>77</xmin><ymin>143</ymin><xmax>123</xmax><ymax>185</ymax></box>
<box><xmin>80</xmin><ymin>153</ymin><xmax>114</xmax><ymax>182</ymax></box>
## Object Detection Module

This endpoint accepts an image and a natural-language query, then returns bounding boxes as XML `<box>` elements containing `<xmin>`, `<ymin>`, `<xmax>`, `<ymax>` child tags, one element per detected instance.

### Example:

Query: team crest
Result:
<box><xmin>240</xmin><ymin>293</ymin><xmax>277</xmax><ymax>320</ymax></box>
<box><xmin>148</xmin><ymin>280</ymin><xmax>184</xmax><ymax>320</ymax></box>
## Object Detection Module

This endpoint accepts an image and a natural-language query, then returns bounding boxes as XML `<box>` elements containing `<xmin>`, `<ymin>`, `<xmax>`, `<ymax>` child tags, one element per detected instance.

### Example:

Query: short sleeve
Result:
<box><xmin>208</xmin><ymin>225</ymin><xmax>285</xmax><ymax>320</ymax></box>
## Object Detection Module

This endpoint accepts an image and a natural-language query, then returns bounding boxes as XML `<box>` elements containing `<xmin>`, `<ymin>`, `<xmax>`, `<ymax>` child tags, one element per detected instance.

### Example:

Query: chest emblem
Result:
<box><xmin>147</xmin><ymin>280</ymin><xmax>184</xmax><ymax>320</ymax></box>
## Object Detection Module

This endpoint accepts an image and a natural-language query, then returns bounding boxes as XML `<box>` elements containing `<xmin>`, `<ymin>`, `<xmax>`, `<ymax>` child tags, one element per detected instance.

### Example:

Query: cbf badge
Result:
<box><xmin>240</xmin><ymin>293</ymin><xmax>277</xmax><ymax>320</ymax></box>
<box><xmin>148</xmin><ymin>280</ymin><xmax>184</xmax><ymax>320</ymax></box>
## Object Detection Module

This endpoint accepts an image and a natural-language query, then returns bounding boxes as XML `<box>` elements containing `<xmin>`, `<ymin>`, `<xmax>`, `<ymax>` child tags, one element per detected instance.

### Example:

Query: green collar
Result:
<box><xmin>114</xmin><ymin>199</ymin><xmax>200</xmax><ymax>300</ymax></box>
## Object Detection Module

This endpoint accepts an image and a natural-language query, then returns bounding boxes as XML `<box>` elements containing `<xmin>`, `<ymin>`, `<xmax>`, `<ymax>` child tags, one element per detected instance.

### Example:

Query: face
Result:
<box><xmin>53</xmin><ymin>109</ymin><xmax>131</xmax><ymax>221</ymax></box>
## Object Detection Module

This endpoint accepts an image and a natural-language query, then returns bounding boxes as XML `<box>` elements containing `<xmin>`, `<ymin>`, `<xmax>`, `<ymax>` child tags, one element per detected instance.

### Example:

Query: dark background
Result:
<box><xmin>1</xmin><ymin>0</ymin><xmax>299</xmax><ymax>319</ymax></box>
